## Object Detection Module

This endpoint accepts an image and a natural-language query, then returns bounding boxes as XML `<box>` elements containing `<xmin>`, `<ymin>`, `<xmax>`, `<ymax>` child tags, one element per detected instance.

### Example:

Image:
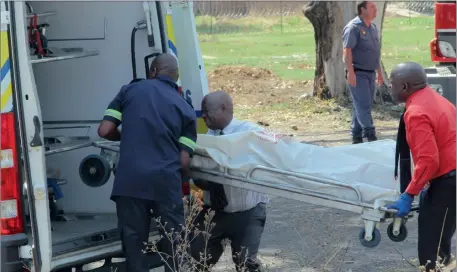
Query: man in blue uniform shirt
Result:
<box><xmin>342</xmin><ymin>1</ymin><xmax>383</xmax><ymax>144</ymax></box>
<box><xmin>98</xmin><ymin>53</ymin><xmax>197</xmax><ymax>272</ymax></box>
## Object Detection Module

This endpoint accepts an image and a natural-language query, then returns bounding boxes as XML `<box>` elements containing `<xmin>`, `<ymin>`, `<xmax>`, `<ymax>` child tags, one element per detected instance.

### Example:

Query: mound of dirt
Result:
<box><xmin>209</xmin><ymin>66</ymin><xmax>278</xmax><ymax>80</ymax></box>
<box><xmin>207</xmin><ymin>65</ymin><xmax>313</xmax><ymax>106</ymax></box>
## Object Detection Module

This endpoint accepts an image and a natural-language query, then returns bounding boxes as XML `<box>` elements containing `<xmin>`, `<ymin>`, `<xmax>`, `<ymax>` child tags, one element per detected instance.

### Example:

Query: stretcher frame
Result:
<box><xmin>188</xmin><ymin>152</ymin><xmax>419</xmax><ymax>248</ymax></box>
<box><xmin>78</xmin><ymin>141</ymin><xmax>419</xmax><ymax>248</ymax></box>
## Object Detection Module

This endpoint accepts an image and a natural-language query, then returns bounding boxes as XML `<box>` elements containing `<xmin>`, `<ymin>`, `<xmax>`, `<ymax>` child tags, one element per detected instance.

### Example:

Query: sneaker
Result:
<box><xmin>352</xmin><ymin>136</ymin><xmax>363</xmax><ymax>144</ymax></box>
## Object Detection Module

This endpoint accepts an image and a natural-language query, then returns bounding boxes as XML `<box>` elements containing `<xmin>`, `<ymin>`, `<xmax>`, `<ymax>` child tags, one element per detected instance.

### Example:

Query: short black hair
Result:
<box><xmin>357</xmin><ymin>1</ymin><xmax>368</xmax><ymax>15</ymax></box>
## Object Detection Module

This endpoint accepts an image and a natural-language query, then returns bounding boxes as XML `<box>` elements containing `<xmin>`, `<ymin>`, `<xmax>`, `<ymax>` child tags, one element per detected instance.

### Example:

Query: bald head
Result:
<box><xmin>149</xmin><ymin>53</ymin><xmax>179</xmax><ymax>82</ymax></box>
<box><xmin>389</xmin><ymin>62</ymin><xmax>428</xmax><ymax>103</ymax></box>
<box><xmin>203</xmin><ymin>91</ymin><xmax>233</xmax><ymax>109</ymax></box>
<box><xmin>201</xmin><ymin>91</ymin><xmax>234</xmax><ymax>130</ymax></box>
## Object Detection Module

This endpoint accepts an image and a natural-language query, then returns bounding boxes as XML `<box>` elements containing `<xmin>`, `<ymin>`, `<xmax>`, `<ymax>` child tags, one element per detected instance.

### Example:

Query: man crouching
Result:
<box><xmin>190</xmin><ymin>91</ymin><xmax>269</xmax><ymax>272</ymax></box>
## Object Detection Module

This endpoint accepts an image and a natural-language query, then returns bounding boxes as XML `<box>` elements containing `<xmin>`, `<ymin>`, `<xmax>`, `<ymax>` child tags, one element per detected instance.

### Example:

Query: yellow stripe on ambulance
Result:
<box><xmin>1</xmin><ymin>2</ymin><xmax>13</xmax><ymax>114</ymax></box>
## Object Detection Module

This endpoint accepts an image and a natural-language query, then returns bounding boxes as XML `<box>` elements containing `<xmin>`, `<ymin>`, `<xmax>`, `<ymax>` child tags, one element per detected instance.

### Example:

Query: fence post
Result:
<box><xmin>210</xmin><ymin>0</ymin><xmax>213</xmax><ymax>35</ymax></box>
<box><xmin>280</xmin><ymin>1</ymin><xmax>283</xmax><ymax>34</ymax></box>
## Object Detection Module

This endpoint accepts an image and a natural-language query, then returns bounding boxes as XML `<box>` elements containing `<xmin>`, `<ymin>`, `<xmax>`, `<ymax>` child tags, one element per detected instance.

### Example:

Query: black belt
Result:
<box><xmin>344</xmin><ymin>68</ymin><xmax>375</xmax><ymax>79</ymax></box>
<box><xmin>442</xmin><ymin>169</ymin><xmax>456</xmax><ymax>178</ymax></box>
<box><xmin>432</xmin><ymin>169</ymin><xmax>456</xmax><ymax>182</ymax></box>
<box><xmin>354</xmin><ymin>68</ymin><xmax>375</xmax><ymax>73</ymax></box>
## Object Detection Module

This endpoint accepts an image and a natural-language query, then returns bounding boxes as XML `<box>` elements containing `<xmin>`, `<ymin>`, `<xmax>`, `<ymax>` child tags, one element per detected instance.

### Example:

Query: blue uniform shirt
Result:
<box><xmin>342</xmin><ymin>16</ymin><xmax>381</xmax><ymax>72</ymax></box>
<box><xmin>103</xmin><ymin>75</ymin><xmax>197</xmax><ymax>204</ymax></box>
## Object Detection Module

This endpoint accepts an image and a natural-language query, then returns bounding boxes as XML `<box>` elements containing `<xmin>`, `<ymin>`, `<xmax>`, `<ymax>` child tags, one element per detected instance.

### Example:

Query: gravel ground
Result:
<box><xmin>211</xmin><ymin>195</ymin><xmax>455</xmax><ymax>272</ymax></box>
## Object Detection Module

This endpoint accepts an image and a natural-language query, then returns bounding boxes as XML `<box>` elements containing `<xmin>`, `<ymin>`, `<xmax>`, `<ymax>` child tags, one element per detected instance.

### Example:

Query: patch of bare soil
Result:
<box><xmin>207</xmin><ymin>65</ymin><xmax>313</xmax><ymax>106</ymax></box>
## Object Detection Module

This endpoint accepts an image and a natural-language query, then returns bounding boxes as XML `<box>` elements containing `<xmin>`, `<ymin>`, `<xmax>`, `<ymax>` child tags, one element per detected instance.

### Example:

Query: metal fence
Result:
<box><xmin>194</xmin><ymin>1</ymin><xmax>436</xmax><ymax>75</ymax></box>
<box><xmin>193</xmin><ymin>1</ymin><xmax>435</xmax><ymax>35</ymax></box>
<box><xmin>192</xmin><ymin>1</ymin><xmax>436</xmax><ymax>18</ymax></box>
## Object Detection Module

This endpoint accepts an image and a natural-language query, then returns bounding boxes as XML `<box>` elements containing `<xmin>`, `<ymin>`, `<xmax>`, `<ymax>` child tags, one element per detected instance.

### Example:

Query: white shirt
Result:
<box><xmin>206</xmin><ymin>118</ymin><xmax>270</xmax><ymax>213</ymax></box>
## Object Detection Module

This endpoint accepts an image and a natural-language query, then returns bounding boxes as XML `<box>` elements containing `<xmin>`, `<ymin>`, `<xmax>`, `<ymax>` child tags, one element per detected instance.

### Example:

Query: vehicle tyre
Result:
<box><xmin>79</xmin><ymin>154</ymin><xmax>111</xmax><ymax>187</ymax></box>
<box><xmin>387</xmin><ymin>222</ymin><xmax>408</xmax><ymax>242</ymax></box>
<box><xmin>358</xmin><ymin>227</ymin><xmax>381</xmax><ymax>248</ymax></box>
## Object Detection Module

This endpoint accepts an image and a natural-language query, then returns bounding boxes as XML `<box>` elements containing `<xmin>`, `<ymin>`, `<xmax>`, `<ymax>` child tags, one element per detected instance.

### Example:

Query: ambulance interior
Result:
<box><xmin>21</xmin><ymin>1</ymin><xmax>164</xmax><ymax>256</ymax></box>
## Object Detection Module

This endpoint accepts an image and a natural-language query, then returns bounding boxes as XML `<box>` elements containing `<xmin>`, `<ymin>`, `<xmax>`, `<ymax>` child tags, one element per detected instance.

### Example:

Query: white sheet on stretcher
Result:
<box><xmin>190</xmin><ymin>130</ymin><xmax>402</xmax><ymax>205</ymax></box>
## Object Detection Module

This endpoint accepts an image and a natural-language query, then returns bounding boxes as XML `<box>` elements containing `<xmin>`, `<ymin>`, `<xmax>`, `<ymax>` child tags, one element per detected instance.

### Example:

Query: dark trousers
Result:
<box><xmin>418</xmin><ymin>174</ymin><xmax>456</xmax><ymax>271</ymax></box>
<box><xmin>115</xmin><ymin>196</ymin><xmax>185</xmax><ymax>272</ymax></box>
<box><xmin>190</xmin><ymin>203</ymin><xmax>266</xmax><ymax>272</ymax></box>
<box><xmin>348</xmin><ymin>71</ymin><xmax>377</xmax><ymax>138</ymax></box>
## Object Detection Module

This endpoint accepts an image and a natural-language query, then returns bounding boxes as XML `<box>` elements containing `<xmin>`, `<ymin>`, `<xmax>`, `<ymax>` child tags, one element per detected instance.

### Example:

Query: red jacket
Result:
<box><xmin>404</xmin><ymin>86</ymin><xmax>456</xmax><ymax>195</ymax></box>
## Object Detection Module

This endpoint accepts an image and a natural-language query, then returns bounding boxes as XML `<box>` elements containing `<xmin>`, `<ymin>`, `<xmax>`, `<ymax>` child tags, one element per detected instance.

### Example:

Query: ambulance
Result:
<box><xmin>1</xmin><ymin>1</ymin><xmax>208</xmax><ymax>271</ymax></box>
<box><xmin>425</xmin><ymin>0</ymin><xmax>456</xmax><ymax>105</ymax></box>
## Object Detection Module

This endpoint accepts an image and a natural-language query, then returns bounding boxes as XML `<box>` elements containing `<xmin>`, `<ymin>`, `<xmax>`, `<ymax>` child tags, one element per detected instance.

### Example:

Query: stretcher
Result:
<box><xmin>75</xmin><ymin>131</ymin><xmax>419</xmax><ymax>249</ymax></box>
<box><xmin>189</xmin><ymin>150</ymin><xmax>419</xmax><ymax>248</ymax></box>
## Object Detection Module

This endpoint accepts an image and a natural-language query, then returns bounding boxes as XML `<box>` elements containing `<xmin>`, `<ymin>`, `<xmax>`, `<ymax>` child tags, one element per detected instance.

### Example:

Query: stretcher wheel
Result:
<box><xmin>358</xmin><ymin>228</ymin><xmax>381</xmax><ymax>248</ymax></box>
<box><xmin>387</xmin><ymin>222</ymin><xmax>408</xmax><ymax>242</ymax></box>
<box><xmin>79</xmin><ymin>154</ymin><xmax>111</xmax><ymax>187</ymax></box>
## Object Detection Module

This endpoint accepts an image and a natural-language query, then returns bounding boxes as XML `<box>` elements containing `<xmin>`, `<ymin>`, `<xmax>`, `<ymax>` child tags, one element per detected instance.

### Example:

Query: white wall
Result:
<box><xmin>30</xmin><ymin>2</ymin><xmax>162</xmax><ymax>213</ymax></box>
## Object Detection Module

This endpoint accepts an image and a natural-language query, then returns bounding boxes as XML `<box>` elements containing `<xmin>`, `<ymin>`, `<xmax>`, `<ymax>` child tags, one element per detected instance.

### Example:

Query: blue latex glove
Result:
<box><xmin>386</xmin><ymin>193</ymin><xmax>414</xmax><ymax>217</ymax></box>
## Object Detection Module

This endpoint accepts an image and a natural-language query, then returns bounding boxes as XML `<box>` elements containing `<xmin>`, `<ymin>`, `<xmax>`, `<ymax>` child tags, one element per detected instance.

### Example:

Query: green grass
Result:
<box><xmin>196</xmin><ymin>15</ymin><xmax>435</xmax><ymax>81</ymax></box>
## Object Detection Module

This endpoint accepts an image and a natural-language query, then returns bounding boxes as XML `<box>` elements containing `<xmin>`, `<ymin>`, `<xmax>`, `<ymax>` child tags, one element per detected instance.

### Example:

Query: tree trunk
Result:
<box><xmin>303</xmin><ymin>1</ymin><xmax>356</xmax><ymax>99</ymax></box>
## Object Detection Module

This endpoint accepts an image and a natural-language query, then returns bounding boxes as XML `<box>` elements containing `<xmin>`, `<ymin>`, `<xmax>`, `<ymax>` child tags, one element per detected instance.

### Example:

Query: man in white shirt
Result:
<box><xmin>191</xmin><ymin>90</ymin><xmax>269</xmax><ymax>272</ymax></box>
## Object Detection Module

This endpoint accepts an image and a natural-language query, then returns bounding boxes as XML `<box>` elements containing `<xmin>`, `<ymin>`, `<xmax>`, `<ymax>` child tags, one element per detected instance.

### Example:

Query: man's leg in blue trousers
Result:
<box><xmin>116</xmin><ymin>196</ymin><xmax>152</xmax><ymax>272</ymax></box>
<box><xmin>350</xmin><ymin>103</ymin><xmax>363</xmax><ymax>142</ymax></box>
<box><xmin>151</xmin><ymin>201</ymin><xmax>185</xmax><ymax>272</ymax></box>
<box><xmin>349</xmin><ymin>71</ymin><xmax>377</xmax><ymax>142</ymax></box>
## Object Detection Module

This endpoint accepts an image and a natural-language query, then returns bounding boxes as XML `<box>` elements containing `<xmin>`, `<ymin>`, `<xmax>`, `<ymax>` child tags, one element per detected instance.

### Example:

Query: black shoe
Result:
<box><xmin>352</xmin><ymin>136</ymin><xmax>363</xmax><ymax>144</ymax></box>
<box><xmin>367</xmin><ymin>135</ymin><xmax>378</xmax><ymax>142</ymax></box>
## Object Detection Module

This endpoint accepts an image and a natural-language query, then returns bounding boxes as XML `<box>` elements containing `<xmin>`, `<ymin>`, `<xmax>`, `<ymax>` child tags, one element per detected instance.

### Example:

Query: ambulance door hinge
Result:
<box><xmin>30</xmin><ymin>115</ymin><xmax>43</xmax><ymax>147</ymax></box>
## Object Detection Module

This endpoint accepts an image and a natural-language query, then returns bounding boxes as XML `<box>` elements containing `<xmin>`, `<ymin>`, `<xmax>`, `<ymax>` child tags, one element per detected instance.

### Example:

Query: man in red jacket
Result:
<box><xmin>387</xmin><ymin>62</ymin><xmax>456</xmax><ymax>271</ymax></box>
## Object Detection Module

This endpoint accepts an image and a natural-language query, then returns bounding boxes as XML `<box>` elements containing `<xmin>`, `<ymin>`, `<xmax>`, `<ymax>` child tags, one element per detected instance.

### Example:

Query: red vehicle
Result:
<box><xmin>430</xmin><ymin>1</ymin><xmax>456</xmax><ymax>64</ymax></box>
<box><xmin>426</xmin><ymin>1</ymin><xmax>456</xmax><ymax>105</ymax></box>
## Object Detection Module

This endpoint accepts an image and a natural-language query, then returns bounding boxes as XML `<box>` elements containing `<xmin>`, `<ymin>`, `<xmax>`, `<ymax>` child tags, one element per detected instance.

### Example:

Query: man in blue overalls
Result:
<box><xmin>342</xmin><ymin>1</ymin><xmax>384</xmax><ymax>144</ymax></box>
<box><xmin>98</xmin><ymin>53</ymin><xmax>197</xmax><ymax>272</ymax></box>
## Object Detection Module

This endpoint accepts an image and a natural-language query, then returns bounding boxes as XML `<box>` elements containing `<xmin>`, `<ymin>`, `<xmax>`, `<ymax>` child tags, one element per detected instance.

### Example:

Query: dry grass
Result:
<box><xmin>143</xmin><ymin>194</ymin><xmax>252</xmax><ymax>272</ymax></box>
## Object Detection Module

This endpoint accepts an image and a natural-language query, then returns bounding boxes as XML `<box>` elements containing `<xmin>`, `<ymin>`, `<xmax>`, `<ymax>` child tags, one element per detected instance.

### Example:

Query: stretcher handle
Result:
<box><xmin>379</xmin><ymin>206</ymin><xmax>419</xmax><ymax>214</ymax></box>
<box><xmin>92</xmin><ymin>141</ymin><xmax>120</xmax><ymax>152</ymax></box>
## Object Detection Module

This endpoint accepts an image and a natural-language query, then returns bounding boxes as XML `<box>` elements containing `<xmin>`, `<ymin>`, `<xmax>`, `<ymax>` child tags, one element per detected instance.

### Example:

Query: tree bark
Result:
<box><xmin>303</xmin><ymin>1</ymin><xmax>356</xmax><ymax>99</ymax></box>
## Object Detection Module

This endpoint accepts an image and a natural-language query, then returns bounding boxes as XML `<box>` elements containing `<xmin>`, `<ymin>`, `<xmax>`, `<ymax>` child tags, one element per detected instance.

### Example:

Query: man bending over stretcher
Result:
<box><xmin>191</xmin><ymin>91</ymin><xmax>269</xmax><ymax>272</ymax></box>
<box><xmin>387</xmin><ymin>62</ymin><xmax>456</xmax><ymax>271</ymax></box>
